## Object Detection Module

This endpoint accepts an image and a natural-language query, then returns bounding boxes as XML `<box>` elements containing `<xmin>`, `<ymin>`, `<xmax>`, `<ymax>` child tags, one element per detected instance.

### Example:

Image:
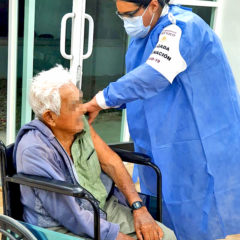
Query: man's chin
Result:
<box><xmin>74</xmin><ymin>125</ymin><xmax>84</xmax><ymax>134</ymax></box>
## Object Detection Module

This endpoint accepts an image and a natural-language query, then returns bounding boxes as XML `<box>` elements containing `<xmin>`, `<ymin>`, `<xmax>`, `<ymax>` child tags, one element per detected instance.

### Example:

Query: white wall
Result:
<box><xmin>216</xmin><ymin>0</ymin><xmax>240</xmax><ymax>88</ymax></box>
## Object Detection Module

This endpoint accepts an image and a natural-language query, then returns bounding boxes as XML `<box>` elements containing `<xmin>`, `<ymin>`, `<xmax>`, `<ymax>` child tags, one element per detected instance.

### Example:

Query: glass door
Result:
<box><xmin>34</xmin><ymin>0</ymin><xmax>128</xmax><ymax>143</ymax></box>
<box><xmin>82</xmin><ymin>0</ymin><xmax>128</xmax><ymax>143</ymax></box>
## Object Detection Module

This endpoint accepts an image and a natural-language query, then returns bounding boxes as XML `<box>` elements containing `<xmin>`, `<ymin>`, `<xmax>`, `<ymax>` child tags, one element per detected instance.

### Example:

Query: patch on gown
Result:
<box><xmin>146</xmin><ymin>24</ymin><xmax>187</xmax><ymax>83</ymax></box>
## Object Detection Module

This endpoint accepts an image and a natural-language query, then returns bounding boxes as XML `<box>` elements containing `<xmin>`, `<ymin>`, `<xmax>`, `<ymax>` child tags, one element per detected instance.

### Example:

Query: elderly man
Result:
<box><xmin>14</xmin><ymin>65</ymin><xmax>176</xmax><ymax>240</ymax></box>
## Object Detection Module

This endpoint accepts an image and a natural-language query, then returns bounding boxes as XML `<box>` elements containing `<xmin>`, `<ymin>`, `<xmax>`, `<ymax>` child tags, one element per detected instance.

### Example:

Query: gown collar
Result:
<box><xmin>160</xmin><ymin>4</ymin><xmax>169</xmax><ymax>18</ymax></box>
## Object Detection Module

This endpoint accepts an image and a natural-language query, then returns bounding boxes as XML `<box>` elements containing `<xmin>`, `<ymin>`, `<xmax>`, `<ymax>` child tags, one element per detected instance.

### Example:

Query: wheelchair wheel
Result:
<box><xmin>0</xmin><ymin>214</ymin><xmax>37</xmax><ymax>240</ymax></box>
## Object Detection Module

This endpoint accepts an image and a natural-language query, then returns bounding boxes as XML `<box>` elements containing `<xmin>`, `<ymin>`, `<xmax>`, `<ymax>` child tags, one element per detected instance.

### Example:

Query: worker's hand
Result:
<box><xmin>133</xmin><ymin>206</ymin><xmax>163</xmax><ymax>240</ymax></box>
<box><xmin>116</xmin><ymin>232</ymin><xmax>135</xmax><ymax>240</ymax></box>
<box><xmin>83</xmin><ymin>97</ymin><xmax>102</xmax><ymax>124</ymax></box>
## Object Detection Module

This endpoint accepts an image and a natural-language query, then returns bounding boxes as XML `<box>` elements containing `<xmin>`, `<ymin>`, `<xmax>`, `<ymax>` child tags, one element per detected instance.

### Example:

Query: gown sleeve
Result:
<box><xmin>96</xmin><ymin>23</ymin><xmax>188</xmax><ymax>108</ymax></box>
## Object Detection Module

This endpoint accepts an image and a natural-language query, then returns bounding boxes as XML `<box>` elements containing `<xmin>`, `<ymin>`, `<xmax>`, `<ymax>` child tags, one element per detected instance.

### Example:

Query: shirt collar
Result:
<box><xmin>161</xmin><ymin>4</ymin><xmax>169</xmax><ymax>18</ymax></box>
<box><xmin>74</xmin><ymin>129</ymin><xmax>86</xmax><ymax>140</ymax></box>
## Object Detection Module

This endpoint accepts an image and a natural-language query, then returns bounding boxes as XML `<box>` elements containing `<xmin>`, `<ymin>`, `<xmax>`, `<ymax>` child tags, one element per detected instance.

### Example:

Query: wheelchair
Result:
<box><xmin>0</xmin><ymin>141</ymin><xmax>162</xmax><ymax>240</ymax></box>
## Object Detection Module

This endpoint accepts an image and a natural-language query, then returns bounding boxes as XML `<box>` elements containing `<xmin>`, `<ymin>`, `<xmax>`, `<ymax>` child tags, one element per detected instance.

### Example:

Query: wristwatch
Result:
<box><xmin>131</xmin><ymin>201</ymin><xmax>144</xmax><ymax>211</ymax></box>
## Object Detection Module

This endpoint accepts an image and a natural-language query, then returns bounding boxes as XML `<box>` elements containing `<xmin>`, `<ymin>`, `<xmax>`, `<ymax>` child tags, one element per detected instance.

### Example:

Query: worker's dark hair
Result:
<box><xmin>119</xmin><ymin>0</ymin><xmax>170</xmax><ymax>8</ymax></box>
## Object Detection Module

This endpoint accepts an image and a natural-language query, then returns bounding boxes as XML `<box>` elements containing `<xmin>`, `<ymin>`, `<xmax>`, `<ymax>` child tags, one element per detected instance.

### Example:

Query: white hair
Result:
<box><xmin>29</xmin><ymin>65</ymin><xmax>74</xmax><ymax>119</ymax></box>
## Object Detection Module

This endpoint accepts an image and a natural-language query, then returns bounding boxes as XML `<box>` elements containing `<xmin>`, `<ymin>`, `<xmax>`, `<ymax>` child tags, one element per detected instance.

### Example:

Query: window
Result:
<box><xmin>170</xmin><ymin>0</ymin><xmax>219</xmax><ymax>28</ymax></box>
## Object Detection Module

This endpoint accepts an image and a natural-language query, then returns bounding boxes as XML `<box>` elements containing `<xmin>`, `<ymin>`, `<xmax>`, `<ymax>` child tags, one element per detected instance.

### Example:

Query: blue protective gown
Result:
<box><xmin>102</xmin><ymin>5</ymin><xmax>240</xmax><ymax>240</ymax></box>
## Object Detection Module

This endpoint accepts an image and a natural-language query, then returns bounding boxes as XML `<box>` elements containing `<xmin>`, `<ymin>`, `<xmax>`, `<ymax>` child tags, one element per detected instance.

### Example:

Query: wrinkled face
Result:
<box><xmin>54</xmin><ymin>83</ymin><xmax>85</xmax><ymax>134</ymax></box>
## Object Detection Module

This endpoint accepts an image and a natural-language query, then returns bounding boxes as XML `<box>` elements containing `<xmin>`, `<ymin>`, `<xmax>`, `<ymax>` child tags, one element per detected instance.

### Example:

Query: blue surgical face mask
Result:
<box><xmin>122</xmin><ymin>6</ymin><xmax>155</xmax><ymax>39</ymax></box>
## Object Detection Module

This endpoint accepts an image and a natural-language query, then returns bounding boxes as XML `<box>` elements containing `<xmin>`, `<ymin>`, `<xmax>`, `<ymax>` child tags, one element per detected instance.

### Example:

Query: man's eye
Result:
<box><xmin>70</xmin><ymin>101</ymin><xmax>82</xmax><ymax>110</ymax></box>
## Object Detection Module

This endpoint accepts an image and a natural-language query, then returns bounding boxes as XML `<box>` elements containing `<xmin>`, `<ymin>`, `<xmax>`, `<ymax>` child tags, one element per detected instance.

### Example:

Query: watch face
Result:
<box><xmin>132</xmin><ymin>201</ymin><xmax>143</xmax><ymax>210</ymax></box>
<box><xmin>135</xmin><ymin>202</ymin><xmax>141</xmax><ymax>208</ymax></box>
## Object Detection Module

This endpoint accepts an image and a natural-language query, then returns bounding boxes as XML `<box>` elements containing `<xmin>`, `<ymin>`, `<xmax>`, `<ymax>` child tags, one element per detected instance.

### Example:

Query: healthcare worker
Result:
<box><xmin>84</xmin><ymin>0</ymin><xmax>240</xmax><ymax>239</ymax></box>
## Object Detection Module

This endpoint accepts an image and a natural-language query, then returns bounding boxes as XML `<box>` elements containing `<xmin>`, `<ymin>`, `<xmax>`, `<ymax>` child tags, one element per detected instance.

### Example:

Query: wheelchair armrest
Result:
<box><xmin>110</xmin><ymin>146</ymin><xmax>163</xmax><ymax>222</ymax></box>
<box><xmin>6</xmin><ymin>173</ymin><xmax>84</xmax><ymax>198</ymax></box>
<box><xmin>108</xmin><ymin>142</ymin><xmax>134</xmax><ymax>151</ymax></box>
<box><xmin>5</xmin><ymin>173</ymin><xmax>101</xmax><ymax>239</ymax></box>
<box><xmin>110</xmin><ymin>147</ymin><xmax>151</xmax><ymax>164</ymax></box>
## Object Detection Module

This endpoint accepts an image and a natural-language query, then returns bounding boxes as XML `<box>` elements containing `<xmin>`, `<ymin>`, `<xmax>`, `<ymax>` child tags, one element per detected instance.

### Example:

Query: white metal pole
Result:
<box><xmin>120</xmin><ymin>35</ymin><xmax>131</xmax><ymax>142</ymax></box>
<box><xmin>213</xmin><ymin>0</ymin><xmax>224</xmax><ymax>37</ymax></box>
<box><xmin>6</xmin><ymin>0</ymin><xmax>18</xmax><ymax>145</ymax></box>
<box><xmin>120</xmin><ymin>109</ymin><xmax>130</xmax><ymax>142</ymax></box>
<box><xmin>21</xmin><ymin>0</ymin><xmax>36</xmax><ymax>126</ymax></box>
<box><xmin>70</xmin><ymin>0</ymin><xmax>86</xmax><ymax>88</ymax></box>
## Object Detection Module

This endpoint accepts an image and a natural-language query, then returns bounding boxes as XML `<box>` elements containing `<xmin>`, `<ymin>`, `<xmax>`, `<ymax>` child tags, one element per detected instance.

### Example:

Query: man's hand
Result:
<box><xmin>133</xmin><ymin>207</ymin><xmax>163</xmax><ymax>240</ymax></box>
<box><xmin>116</xmin><ymin>232</ymin><xmax>135</xmax><ymax>240</ymax></box>
<box><xmin>83</xmin><ymin>97</ymin><xmax>102</xmax><ymax>124</ymax></box>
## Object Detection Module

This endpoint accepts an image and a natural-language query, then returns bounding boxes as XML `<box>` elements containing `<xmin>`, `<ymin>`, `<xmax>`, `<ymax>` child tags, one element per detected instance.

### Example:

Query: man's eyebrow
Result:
<box><xmin>118</xmin><ymin>9</ymin><xmax>137</xmax><ymax>15</ymax></box>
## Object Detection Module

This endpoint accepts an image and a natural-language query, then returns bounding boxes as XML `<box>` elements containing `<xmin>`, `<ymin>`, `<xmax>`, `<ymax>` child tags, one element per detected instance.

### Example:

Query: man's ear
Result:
<box><xmin>150</xmin><ymin>0</ymin><xmax>161</xmax><ymax>13</ymax></box>
<box><xmin>42</xmin><ymin>110</ymin><xmax>57</xmax><ymax>127</ymax></box>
